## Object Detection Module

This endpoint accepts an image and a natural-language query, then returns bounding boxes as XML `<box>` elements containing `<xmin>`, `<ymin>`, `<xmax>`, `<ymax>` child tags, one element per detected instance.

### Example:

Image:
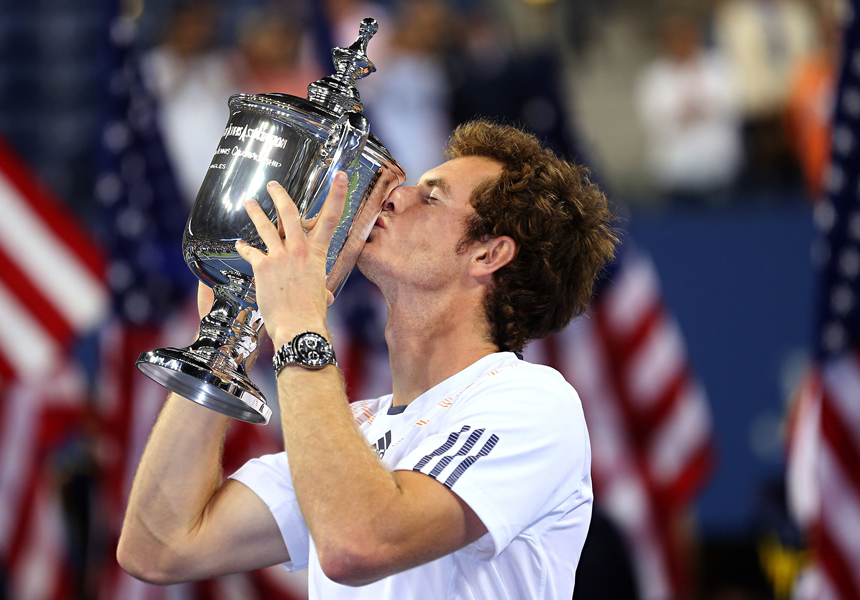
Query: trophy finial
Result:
<box><xmin>333</xmin><ymin>17</ymin><xmax>377</xmax><ymax>84</ymax></box>
<box><xmin>307</xmin><ymin>18</ymin><xmax>379</xmax><ymax>114</ymax></box>
<box><xmin>354</xmin><ymin>18</ymin><xmax>378</xmax><ymax>54</ymax></box>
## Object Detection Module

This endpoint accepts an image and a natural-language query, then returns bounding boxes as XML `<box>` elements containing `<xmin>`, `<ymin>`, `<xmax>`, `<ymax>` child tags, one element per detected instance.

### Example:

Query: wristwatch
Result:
<box><xmin>273</xmin><ymin>331</ymin><xmax>338</xmax><ymax>376</ymax></box>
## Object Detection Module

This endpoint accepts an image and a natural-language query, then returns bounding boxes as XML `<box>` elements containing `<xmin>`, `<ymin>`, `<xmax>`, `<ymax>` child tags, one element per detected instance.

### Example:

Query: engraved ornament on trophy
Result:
<box><xmin>135</xmin><ymin>19</ymin><xmax>406</xmax><ymax>424</ymax></box>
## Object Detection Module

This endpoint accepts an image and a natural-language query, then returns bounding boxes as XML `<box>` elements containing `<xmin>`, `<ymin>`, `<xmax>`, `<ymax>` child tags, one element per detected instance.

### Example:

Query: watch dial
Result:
<box><xmin>295</xmin><ymin>333</ymin><xmax>331</xmax><ymax>367</ymax></box>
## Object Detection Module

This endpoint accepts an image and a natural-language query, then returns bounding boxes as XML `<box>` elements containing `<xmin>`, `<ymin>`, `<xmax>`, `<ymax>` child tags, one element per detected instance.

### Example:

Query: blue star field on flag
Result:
<box><xmin>94</xmin><ymin>12</ymin><xmax>194</xmax><ymax>325</ymax></box>
<box><xmin>814</xmin><ymin>9</ymin><xmax>860</xmax><ymax>360</ymax></box>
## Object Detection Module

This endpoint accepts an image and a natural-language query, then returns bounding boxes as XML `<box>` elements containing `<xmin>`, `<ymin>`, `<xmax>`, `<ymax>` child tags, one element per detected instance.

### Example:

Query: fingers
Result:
<box><xmin>270</xmin><ymin>181</ymin><xmax>305</xmax><ymax>241</ymax></box>
<box><xmin>301</xmin><ymin>214</ymin><xmax>319</xmax><ymax>232</ymax></box>
<box><xmin>310</xmin><ymin>171</ymin><xmax>349</xmax><ymax>247</ymax></box>
<box><xmin>243</xmin><ymin>196</ymin><xmax>282</xmax><ymax>251</ymax></box>
<box><xmin>237</xmin><ymin>176</ymin><xmax>346</xmax><ymax>263</ymax></box>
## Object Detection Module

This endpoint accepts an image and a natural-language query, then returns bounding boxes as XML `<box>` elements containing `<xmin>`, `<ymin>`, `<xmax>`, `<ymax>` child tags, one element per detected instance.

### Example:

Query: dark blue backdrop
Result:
<box><xmin>632</xmin><ymin>204</ymin><xmax>815</xmax><ymax>536</ymax></box>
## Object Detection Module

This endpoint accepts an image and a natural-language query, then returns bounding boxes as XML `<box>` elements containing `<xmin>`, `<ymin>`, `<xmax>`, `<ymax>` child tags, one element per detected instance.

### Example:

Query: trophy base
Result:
<box><xmin>137</xmin><ymin>347</ymin><xmax>272</xmax><ymax>425</ymax></box>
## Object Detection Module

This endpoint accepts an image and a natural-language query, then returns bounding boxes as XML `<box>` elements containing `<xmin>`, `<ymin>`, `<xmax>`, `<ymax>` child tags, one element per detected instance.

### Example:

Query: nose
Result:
<box><xmin>382</xmin><ymin>185</ymin><xmax>415</xmax><ymax>215</ymax></box>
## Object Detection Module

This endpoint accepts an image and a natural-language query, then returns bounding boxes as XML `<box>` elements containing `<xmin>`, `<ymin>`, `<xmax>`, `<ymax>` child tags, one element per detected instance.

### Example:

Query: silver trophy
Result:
<box><xmin>136</xmin><ymin>19</ymin><xmax>405</xmax><ymax>425</ymax></box>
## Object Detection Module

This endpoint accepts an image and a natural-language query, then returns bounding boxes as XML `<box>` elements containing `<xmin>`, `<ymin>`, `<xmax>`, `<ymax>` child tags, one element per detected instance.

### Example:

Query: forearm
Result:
<box><xmin>118</xmin><ymin>392</ymin><xmax>231</xmax><ymax>578</ymax></box>
<box><xmin>277</xmin><ymin>364</ymin><xmax>402</xmax><ymax>570</ymax></box>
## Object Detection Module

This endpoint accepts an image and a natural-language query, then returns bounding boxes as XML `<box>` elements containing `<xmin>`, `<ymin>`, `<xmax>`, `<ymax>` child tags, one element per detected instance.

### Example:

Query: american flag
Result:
<box><xmin>786</xmin><ymin>7</ymin><xmax>860</xmax><ymax>600</ymax></box>
<box><xmin>92</xmin><ymin>8</ymin><xmax>306</xmax><ymax>600</ymax></box>
<box><xmin>0</xmin><ymin>137</ymin><xmax>107</xmax><ymax>382</ymax></box>
<box><xmin>526</xmin><ymin>240</ymin><xmax>714</xmax><ymax>600</ymax></box>
<box><xmin>0</xmin><ymin>363</ymin><xmax>96</xmax><ymax>600</ymax></box>
<box><xmin>0</xmin><ymin>116</ymin><xmax>108</xmax><ymax>598</ymax></box>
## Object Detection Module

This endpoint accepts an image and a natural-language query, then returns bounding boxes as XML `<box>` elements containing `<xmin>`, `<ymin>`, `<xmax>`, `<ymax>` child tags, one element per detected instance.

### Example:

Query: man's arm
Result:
<box><xmin>116</xmin><ymin>393</ymin><xmax>290</xmax><ymax>584</ymax></box>
<box><xmin>117</xmin><ymin>288</ymin><xmax>290</xmax><ymax>584</ymax></box>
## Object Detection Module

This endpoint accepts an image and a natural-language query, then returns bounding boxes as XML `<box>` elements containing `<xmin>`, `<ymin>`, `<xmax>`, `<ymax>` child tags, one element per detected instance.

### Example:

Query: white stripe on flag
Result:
<box><xmin>647</xmin><ymin>381</ymin><xmax>711</xmax><ymax>487</ymax></box>
<box><xmin>818</xmin><ymin>442</ymin><xmax>860</xmax><ymax>592</ymax></box>
<box><xmin>12</xmin><ymin>482</ymin><xmax>64</xmax><ymax>600</ymax></box>
<box><xmin>0</xmin><ymin>282</ymin><xmax>60</xmax><ymax>378</ymax></box>
<box><xmin>627</xmin><ymin>315</ymin><xmax>685</xmax><ymax>409</ymax></box>
<box><xmin>217</xmin><ymin>573</ymin><xmax>259</xmax><ymax>600</ymax></box>
<box><xmin>0</xmin><ymin>382</ymin><xmax>40</xmax><ymax>550</ymax></box>
<box><xmin>785</xmin><ymin>373</ymin><xmax>822</xmax><ymax>529</ymax></box>
<box><xmin>0</xmin><ymin>173</ymin><xmax>108</xmax><ymax>330</ymax></box>
<box><xmin>823</xmin><ymin>355</ymin><xmax>860</xmax><ymax>450</ymax></box>
<box><xmin>603</xmin><ymin>251</ymin><xmax>659</xmax><ymax>336</ymax></box>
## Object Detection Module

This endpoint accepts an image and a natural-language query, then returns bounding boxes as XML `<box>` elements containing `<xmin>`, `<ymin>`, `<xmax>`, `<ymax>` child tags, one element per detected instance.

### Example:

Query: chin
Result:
<box><xmin>356</xmin><ymin>249</ymin><xmax>381</xmax><ymax>281</ymax></box>
<box><xmin>356</xmin><ymin>248</ymin><xmax>394</xmax><ymax>289</ymax></box>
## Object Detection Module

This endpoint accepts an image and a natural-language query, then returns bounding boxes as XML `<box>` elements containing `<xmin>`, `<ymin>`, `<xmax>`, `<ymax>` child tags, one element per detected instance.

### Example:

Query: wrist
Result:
<box><xmin>270</xmin><ymin>320</ymin><xmax>329</xmax><ymax>349</ymax></box>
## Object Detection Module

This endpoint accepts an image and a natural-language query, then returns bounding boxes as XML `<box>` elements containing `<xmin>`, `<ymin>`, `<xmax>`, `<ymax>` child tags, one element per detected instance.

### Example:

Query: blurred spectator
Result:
<box><xmin>447</xmin><ymin>10</ymin><xmax>582</xmax><ymax>163</ymax></box>
<box><xmin>714</xmin><ymin>0</ymin><xmax>818</xmax><ymax>191</ymax></box>
<box><xmin>142</xmin><ymin>0</ymin><xmax>238</xmax><ymax>204</ymax></box>
<box><xmin>636</xmin><ymin>13</ymin><xmax>743</xmax><ymax>206</ymax></box>
<box><xmin>785</xmin><ymin>5</ymin><xmax>842</xmax><ymax>201</ymax></box>
<box><xmin>360</xmin><ymin>0</ymin><xmax>452</xmax><ymax>183</ymax></box>
<box><xmin>234</xmin><ymin>5</ymin><xmax>323</xmax><ymax>97</ymax></box>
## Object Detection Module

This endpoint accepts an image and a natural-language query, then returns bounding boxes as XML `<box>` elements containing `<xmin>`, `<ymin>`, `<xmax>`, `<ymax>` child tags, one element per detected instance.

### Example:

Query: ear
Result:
<box><xmin>468</xmin><ymin>236</ymin><xmax>516</xmax><ymax>279</ymax></box>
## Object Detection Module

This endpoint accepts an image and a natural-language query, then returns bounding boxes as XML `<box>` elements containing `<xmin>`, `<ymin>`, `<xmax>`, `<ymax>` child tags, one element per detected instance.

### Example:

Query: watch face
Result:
<box><xmin>293</xmin><ymin>332</ymin><xmax>333</xmax><ymax>368</ymax></box>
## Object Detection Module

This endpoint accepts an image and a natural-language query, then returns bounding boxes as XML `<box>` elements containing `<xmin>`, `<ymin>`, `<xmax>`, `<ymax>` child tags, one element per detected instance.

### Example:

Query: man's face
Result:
<box><xmin>357</xmin><ymin>156</ymin><xmax>502</xmax><ymax>293</ymax></box>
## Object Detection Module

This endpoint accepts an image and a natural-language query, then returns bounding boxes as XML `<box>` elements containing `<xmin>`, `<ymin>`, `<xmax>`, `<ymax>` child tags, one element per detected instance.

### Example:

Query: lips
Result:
<box><xmin>366</xmin><ymin>215</ymin><xmax>386</xmax><ymax>243</ymax></box>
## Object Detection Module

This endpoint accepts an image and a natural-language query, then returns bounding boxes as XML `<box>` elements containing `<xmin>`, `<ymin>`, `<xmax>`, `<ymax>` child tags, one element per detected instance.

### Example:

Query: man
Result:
<box><xmin>117</xmin><ymin>121</ymin><xmax>617</xmax><ymax>598</ymax></box>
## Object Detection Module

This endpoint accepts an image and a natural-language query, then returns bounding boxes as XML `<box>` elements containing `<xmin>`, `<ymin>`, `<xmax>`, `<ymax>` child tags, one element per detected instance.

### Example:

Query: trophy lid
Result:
<box><xmin>306</xmin><ymin>18</ymin><xmax>378</xmax><ymax>116</ymax></box>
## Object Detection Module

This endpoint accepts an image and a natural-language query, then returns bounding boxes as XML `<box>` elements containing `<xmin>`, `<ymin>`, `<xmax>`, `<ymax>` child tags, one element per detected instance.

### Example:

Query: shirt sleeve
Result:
<box><xmin>229</xmin><ymin>452</ymin><xmax>310</xmax><ymax>572</ymax></box>
<box><xmin>393</xmin><ymin>365</ymin><xmax>591</xmax><ymax>561</ymax></box>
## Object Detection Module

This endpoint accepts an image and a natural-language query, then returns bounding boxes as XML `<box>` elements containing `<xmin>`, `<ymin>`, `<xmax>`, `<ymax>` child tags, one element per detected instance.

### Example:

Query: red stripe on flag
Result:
<box><xmin>588</xmin><ymin>275</ymin><xmax>713</xmax><ymax>600</ymax></box>
<box><xmin>590</xmin><ymin>303</ymin><xmax>684</xmax><ymax>597</ymax></box>
<box><xmin>4</xmin><ymin>405</ymin><xmax>83</xmax><ymax>578</ymax></box>
<box><xmin>817</xmin><ymin>524</ymin><xmax>860</xmax><ymax>600</ymax></box>
<box><xmin>0</xmin><ymin>243</ymin><xmax>75</xmax><ymax>345</ymax></box>
<box><xmin>0</xmin><ymin>351</ymin><xmax>15</xmax><ymax>384</ymax></box>
<box><xmin>4</xmin><ymin>453</ymin><xmax>40</xmax><ymax>569</ymax></box>
<box><xmin>604</xmin><ymin>301</ymin><xmax>663</xmax><ymax>365</ymax></box>
<box><xmin>0</xmin><ymin>136</ymin><xmax>105</xmax><ymax>279</ymax></box>
<box><xmin>658</xmin><ymin>441</ymin><xmax>715</xmax><ymax>510</ymax></box>
<box><xmin>820</xmin><ymin>391</ymin><xmax>860</xmax><ymax>500</ymax></box>
<box><xmin>635</xmin><ymin>371</ymin><xmax>688</xmax><ymax>441</ymax></box>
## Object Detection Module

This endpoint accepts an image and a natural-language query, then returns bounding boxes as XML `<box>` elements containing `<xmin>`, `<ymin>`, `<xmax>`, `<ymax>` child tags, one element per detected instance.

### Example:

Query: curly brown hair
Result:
<box><xmin>446</xmin><ymin>120</ymin><xmax>618</xmax><ymax>353</ymax></box>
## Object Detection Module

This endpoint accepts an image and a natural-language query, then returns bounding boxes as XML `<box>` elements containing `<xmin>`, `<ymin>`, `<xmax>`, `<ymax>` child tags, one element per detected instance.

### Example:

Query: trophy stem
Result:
<box><xmin>136</xmin><ymin>287</ymin><xmax>272</xmax><ymax>425</ymax></box>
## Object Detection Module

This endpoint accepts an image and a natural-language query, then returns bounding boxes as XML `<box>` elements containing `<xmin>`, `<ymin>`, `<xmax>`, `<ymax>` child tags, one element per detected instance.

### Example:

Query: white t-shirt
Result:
<box><xmin>230</xmin><ymin>352</ymin><xmax>593</xmax><ymax>599</ymax></box>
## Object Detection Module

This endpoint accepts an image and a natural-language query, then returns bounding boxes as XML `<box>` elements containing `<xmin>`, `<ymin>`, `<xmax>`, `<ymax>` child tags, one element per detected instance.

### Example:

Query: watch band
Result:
<box><xmin>273</xmin><ymin>331</ymin><xmax>337</xmax><ymax>376</ymax></box>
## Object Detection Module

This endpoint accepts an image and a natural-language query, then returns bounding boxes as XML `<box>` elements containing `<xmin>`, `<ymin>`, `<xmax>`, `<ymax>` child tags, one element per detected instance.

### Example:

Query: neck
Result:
<box><xmin>382</xmin><ymin>285</ymin><xmax>499</xmax><ymax>407</ymax></box>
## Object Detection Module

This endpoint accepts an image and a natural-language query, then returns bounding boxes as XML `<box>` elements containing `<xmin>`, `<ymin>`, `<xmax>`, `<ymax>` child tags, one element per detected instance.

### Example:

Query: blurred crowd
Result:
<box><xmin>139</xmin><ymin>0</ymin><xmax>581</xmax><ymax>206</ymax></box>
<box><xmin>635</xmin><ymin>0</ymin><xmax>842</xmax><ymax>208</ymax></box>
<box><xmin>139</xmin><ymin>0</ymin><xmax>844</xmax><ymax>214</ymax></box>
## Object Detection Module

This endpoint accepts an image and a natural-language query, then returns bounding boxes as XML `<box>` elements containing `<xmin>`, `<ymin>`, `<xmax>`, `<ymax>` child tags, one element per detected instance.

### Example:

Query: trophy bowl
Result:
<box><xmin>136</xmin><ymin>19</ymin><xmax>405</xmax><ymax>424</ymax></box>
